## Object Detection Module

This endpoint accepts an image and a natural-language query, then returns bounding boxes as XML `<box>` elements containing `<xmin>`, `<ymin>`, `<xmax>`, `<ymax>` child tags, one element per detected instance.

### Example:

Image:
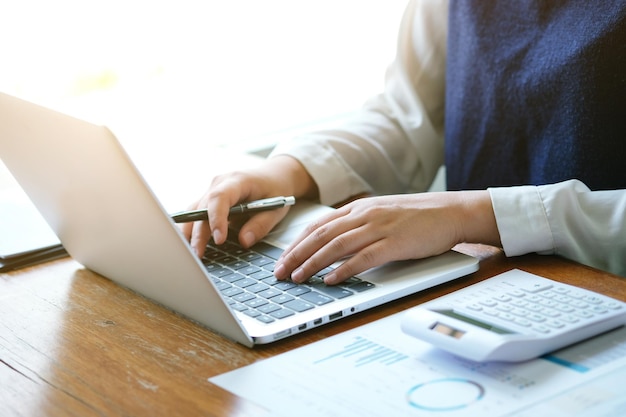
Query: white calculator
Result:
<box><xmin>401</xmin><ymin>269</ymin><xmax>626</xmax><ymax>362</ymax></box>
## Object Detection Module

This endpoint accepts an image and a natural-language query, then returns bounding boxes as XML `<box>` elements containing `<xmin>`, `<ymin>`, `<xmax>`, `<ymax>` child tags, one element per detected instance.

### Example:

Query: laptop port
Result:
<box><xmin>329</xmin><ymin>311</ymin><xmax>343</xmax><ymax>321</ymax></box>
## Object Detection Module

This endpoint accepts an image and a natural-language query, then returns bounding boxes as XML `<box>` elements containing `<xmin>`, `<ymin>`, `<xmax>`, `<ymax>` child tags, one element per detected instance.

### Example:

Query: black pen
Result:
<box><xmin>171</xmin><ymin>196</ymin><xmax>296</xmax><ymax>223</ymax></box>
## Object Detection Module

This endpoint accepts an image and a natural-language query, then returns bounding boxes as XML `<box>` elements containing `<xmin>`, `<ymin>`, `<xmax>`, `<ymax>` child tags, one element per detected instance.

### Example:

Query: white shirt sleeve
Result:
<box><xmin>490</xmin><ymin>180</ymin><xmax>626</xmax><ymax>277</ymax></box>
<box><xmin>270</xmin><ymin>0</ymin><xmax>449</xmax><ymax>206</ymax></box>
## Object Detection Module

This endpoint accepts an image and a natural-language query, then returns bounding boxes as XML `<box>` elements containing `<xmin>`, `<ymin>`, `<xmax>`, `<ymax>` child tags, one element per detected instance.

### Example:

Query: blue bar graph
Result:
<box><xmin>313</xmin><ymin>336</ymin><xmax>409</xmax><ymax>367</ymax></box>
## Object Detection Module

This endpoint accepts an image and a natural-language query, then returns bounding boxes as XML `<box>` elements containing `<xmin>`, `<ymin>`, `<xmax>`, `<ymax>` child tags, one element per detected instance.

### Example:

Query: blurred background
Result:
<box><xmin>1</xmin><ymin>1</ymin><xmax>407</xmax><ymax>154</ymax></box>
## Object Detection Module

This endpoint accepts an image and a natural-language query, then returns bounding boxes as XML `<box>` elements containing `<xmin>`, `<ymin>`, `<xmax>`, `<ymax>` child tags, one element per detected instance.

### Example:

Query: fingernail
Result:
<box><xmin>212</xmin><ymin>229</ymin><xmax>222</xmax><ymax>244</ymax></box>
<box><xmin>242</xmin><ymin>231</ymin><xmax>255</xmax><ymax>247</ymax></box>
<box><xmin>291</xmin><ymin>267</ymin><xmax>305</xmax><ymax>283</ymax></box>
<box><xmin>273</xmin><ymin>263</ymin><xmax>285</xmax><ymax>279</ymax></box>
<box><xmin>324</xmin><ymin>273</ymin><xmax>337</xmax><ymax>285</ymax></box>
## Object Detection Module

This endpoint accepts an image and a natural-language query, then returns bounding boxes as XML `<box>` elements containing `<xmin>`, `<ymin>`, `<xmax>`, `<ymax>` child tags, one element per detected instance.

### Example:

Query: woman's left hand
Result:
<box><xmin>273</xmin><ymin>190</ymin><xmax>500</xmax><ymax>285</ymax></box>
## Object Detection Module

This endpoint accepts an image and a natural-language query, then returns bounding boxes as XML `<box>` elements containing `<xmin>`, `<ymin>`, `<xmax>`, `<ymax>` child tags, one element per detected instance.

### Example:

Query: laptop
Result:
<box><xmin>0</xmin><ymin>92</ymin><xmax>478</xmax><ymax>346</ymax></box>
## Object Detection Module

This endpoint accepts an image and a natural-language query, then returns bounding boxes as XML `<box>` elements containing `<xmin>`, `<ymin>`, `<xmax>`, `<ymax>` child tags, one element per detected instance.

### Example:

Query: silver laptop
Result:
<box><xmin>0</xmin><ymin>92</ymin><xmax>478</xmax><ymax>346</ymax></box>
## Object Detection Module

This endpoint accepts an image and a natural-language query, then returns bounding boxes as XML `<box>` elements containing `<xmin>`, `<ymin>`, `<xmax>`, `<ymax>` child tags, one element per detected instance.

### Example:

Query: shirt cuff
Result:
<box><xmin>488</xmin><ymin>186</ymin><xmax>555</xmax><ymax>257</ymax></box>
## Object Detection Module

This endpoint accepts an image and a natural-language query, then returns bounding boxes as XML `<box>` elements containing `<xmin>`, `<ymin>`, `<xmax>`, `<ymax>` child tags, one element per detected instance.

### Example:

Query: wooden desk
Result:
<box><xmin>2</xmin><ymin>245</ymin><xmax>624</xmax><ymax>417</ymax></box>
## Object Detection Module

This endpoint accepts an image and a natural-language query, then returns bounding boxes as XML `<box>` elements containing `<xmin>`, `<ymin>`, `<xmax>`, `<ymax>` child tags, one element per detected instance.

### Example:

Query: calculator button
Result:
<box><xmin>546</xmin><ymin>320</ymin><xmax>565</xmax><ymax>329</ymax></box>
<box><xmin>511</xmin><ymin>299</ymin><xmax>528</xmax><ymax>308</ymax></box>
<box><xmin>466</xmin><ymin>303</ymin><xmax>483</xmax><ymax>311</ymax></box>
<box><xmin>561</xmin><ymin>315</ymin><xmax>580</xmax><ymax>323</ymax></box>
<box><xmin>582</xmin><ymin>295</ymin><xmax>603</xmax><ymax>305</ymax></box>
<box><xmin>514</xmin><ymin>318</ymin><xmax>532</xmax><ymax>327</ymax></box>
<box><xmin>521</xmin><ymin>282</ymin><xmax>553</xmax><ymax>293</ymax></box>
<box><xmin>571</xmin><ymin>300</ymin><xmax>589</xmax><ymax>309</ymax></box>
<box><xmin>539</xmin><ymin>308</ymin><xmax>561</xmax><ymax>318</ymax></box>
<box><xmin>565</xmin><ymin>291</ymin><xmax>585</xmax><ymax>299</ymax></box>
<box><xmin>526</xmin><ymin>303</ymin><xmax>543</xmax><ymax>312</ymax></box>
<box><xmin>554</xmin><ymin>304</ymin><xmax>575</xmax><ymax>313</ymax></box>
<box><xmin>532</xmin><ymin>325</ymin><xmax>551</xmax><ymax>334</ymax></box>
<box><xmin>507</xmin><ymin>290</ymin><xmax>525</xmax><ymax>298</ymax></box>
<box><xmin>574</xmin><ymin>310</ymin><xmax>595</xmax><ymax>319</ymax></box>
<box><xmin>591</xmin><ymin>306</ymin><xmax>608</xmax><ymax>314</ymax></box>
<box><xmin>498</xmin><ymin>313</ymin><xmax>516</xmax><ymax>322</ymax></box>
<box><xmin>540</xmin><ymin>300</ymin><xmax>559</xmax><ymax>308</ymax></box>
<box><xmin>510</xmin><ymin>308</ymin><xmax>528</xmax><ymax>317</ymax></box>
<box><xmin>527</xmin><ymin>313</ymin><xmax>546</xmax><ymax>322</ymax></box>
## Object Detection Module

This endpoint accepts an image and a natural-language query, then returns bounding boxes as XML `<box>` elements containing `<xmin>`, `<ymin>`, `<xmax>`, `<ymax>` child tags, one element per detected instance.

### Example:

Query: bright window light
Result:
<box><xmin>1</xmin><ymin>1</ymin><xmax>407</xmax><ymax>155</ymax></box>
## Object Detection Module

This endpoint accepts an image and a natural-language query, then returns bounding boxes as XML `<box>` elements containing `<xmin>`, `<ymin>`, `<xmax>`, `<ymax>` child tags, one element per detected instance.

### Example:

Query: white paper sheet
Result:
<box><xmin>211</xmin><ymin>311</ymin><xmax>626</xmax><ymax>416</ymax></box>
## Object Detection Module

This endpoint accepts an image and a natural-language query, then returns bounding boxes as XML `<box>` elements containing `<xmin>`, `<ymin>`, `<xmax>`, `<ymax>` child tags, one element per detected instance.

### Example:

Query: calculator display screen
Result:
<box><xmin>435</xmin><ymin>309</ymin><xmax>514</xmax><ymax>335</ymax></box>
<box><xmin>432</xmin><ymin>322</ymin><xmax>465</xmax><ymax>338</ymax></box>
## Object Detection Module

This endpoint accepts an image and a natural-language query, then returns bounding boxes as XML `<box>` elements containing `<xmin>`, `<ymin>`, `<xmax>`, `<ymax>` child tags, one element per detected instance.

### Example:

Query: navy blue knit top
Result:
<box><xmin>445</xmin><ymin>1</ymin><xmax>626</xmax><ymax>191</ymax></box>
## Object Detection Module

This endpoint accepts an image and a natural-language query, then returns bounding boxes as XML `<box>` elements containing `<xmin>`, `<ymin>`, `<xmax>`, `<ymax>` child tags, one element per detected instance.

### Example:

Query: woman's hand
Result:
<box><xmin>181</xmin><ymin>155</ymin><xmax>318</xmax><ymax>256</ymax></box>
<box><xmin>273</xmin><ymin>190</ymin><xmax>500</xmax><ymax>285</ymax></box>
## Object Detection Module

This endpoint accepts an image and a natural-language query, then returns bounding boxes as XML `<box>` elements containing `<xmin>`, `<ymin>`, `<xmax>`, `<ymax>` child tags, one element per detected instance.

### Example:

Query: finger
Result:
<box><xmin>237</xmin><ymin>207</ymin><xmax>290</xmax><ymax>248</ymax></box>
<box><xmin>189</xmin><ymin>218</ymin><xmax>213</xmax><ymax>257</ymax></box>
<box><xmin>323</xmin><ymin>238</ymin><xmax>390</xmax><ymax>285</ymax></box>
<box><xmin>204</xmin><ymin>177</ymin><xmax>253</xmax><ymax>245</ymax></box>
<box><xmin>276</xmin><ymin>211</ymin><xmax>366</xmax><ymax>282</ymax></box>
<box><xmin>289</xmin><ymin>226</ymin><xmax>375</xmax><ymax>283</ymax></box>
<box><xmin>277</xmin><ymin>206</ymin><xmax>351</xmax><ymax>259</ymax></box>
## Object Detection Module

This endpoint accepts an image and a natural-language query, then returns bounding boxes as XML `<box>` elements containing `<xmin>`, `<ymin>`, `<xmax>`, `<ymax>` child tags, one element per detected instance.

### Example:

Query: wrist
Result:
<box><xmin>457</xmin><ymin>190</ymin><xmax>502</xmax><ymax>247</ymax></box>
<box><xmin>267</xmin><ymin>155</ymin><xmax>319</xmax><ymax>200</ymax></box>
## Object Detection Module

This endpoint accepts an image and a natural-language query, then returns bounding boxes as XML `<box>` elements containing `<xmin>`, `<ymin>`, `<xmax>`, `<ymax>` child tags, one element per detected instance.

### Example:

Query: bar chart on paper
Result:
<box><xmin>313</xmin><ymin>336</ymin><xmax>409</xmax><ymax>367</ymax></box>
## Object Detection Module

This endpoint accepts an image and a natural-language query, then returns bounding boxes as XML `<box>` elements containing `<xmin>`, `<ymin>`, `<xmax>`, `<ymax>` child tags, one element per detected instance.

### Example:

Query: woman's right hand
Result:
<box><xmin>181</xmin><ymin>155</ymin><xmax>318</xmax><ymax>257</ymax></box>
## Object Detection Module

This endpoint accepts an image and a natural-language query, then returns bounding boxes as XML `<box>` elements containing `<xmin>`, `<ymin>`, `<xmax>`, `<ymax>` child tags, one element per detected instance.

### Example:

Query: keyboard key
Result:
<box><xmin>346</xmin><ymin>281</ymin><xmax>375</xmax><ymax>292</ymax></box>
<box><xmin>271</xmin><ymin>294</ymin><xmax>295</xmax><ymax>304</ymax></box>
<box><xmin>222</xmin><ymin>287</ymin><xmax>244</xmax><ymax>297</ymax></box>
<box><xmin>274</xmin><ymin>281</ymin><xmax>298</xmax><ymax>291</ymax></box>
<box><xmin>270</xmin><ymin>308</ymin><xmax>296</xmax><ymax>319</ymax></box>
<box><xmin>286</xmin><ymin>286</ymin><xmax>311</xmax><ymax>296</ymax></box>
<box><xmin>312</xmin><ymin>284</ymin><xmax>354</xmax><ymax>299</ymax></box>
<box><xmin>284</xmin><ymin>299</ymin><xmax>315</xmax><ymax>312</ymax></box>
<box><xmin>209</xmin><ymin>267</ymin><xmax>234</xmax><ymax>278</ymax></box>
<box><xmin>251</xmin><ymin>256</ymin><xmax>274</xmax><ymax>267</ymax></box>
<box><xmin>250</xmin><ymin>270</ymin><xmax>274</xmax><ymax>281</ymax></box>
<box><xmin>259</xmin><ymin>288</ymin><xmax>282</xmax><ymax>299</ymax></box>
<box><xmin>258</xmin><ymin>303</ymin><xmax>281</xmax><ymax>314</ymax></box>
<box><xmin>245</xmin><ymin>298</ymin><xmax>269</xmax><ymax>308</ymax></box>
<box><xmin>234</xmin><ymin>278</ymin><xmax>257</xmax><ymax>288</ymax></box>
<box><xmin>300</xmin><ymin>291</ymin><xmax>334</xmax><ymax>306</ymax></box>
<box><xmin>233</xmin><ymin>293</ymin><xmax>256</xmax><ymax>303</ymax></box>
<box><xmin>247</xmin><ymin>283</ymin><xmax>270</xmax><ymax>293</ymax></box>
<box><xmin>251</xmin><ymin>242</ymin><xmax>284</xmax><ymax>260</ymax></box>
<box><xmin>239</xmin><ymin>265</ymin><xmax>262</xmax><ymax>276</ymax></box>
<box><xmin>244</xmin><ymin>310</ymin><xmax>262</xmax><ymax>318</ymax></box>
<box><xmin>221</xmin><ymin>273</ymin><xmax>245</xmax><ymax>284</ymax></box>
<box><xmin>256</xmin><ymin>315</ymin><xmax>275</xmax><ymax>323</ymax></box>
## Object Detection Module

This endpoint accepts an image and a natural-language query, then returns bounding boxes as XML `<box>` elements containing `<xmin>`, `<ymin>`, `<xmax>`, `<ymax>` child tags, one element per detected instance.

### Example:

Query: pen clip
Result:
<box><xmin>246</xmin><ymin>196</ymin><xmax>294</xmax><ymax>210</ymax></box>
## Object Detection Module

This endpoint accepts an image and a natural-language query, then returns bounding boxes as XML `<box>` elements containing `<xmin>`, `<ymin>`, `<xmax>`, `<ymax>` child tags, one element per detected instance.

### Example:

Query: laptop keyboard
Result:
<box><xmin>202</xmin><ymin>236</ymin><xmax>375</xmax><ymax>324</ymax></box>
